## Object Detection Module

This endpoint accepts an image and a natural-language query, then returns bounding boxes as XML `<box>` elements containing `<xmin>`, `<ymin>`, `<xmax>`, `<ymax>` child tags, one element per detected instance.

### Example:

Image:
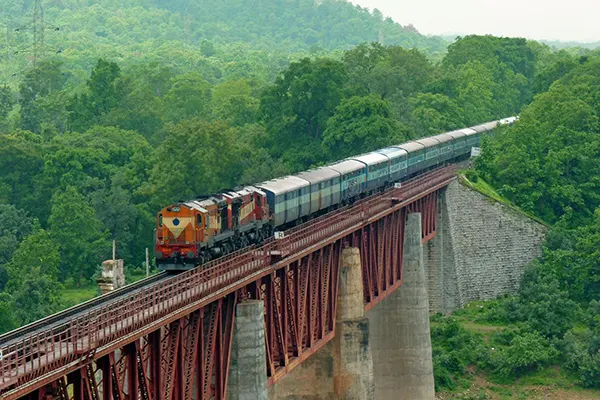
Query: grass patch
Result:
<box><xmin>457</xmin><ymin>171</ymin><xmax>548</xmax><ymax>227</ymax></box>
<box><xmin>61</xmin><ymin>282</ymin><xmax>100</xmax><ymax>307</ymax></box>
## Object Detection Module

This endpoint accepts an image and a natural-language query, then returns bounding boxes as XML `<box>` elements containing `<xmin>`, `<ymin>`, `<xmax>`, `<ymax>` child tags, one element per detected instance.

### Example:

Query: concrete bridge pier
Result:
<box><xmin>227</xmin><ymin>300</ymin><xmax>268</xmax><ymax>400</ymax></box>
<box><xmin>367</xmin><ymin>212</ymin><xmax>436</xmax><ymax>400</ymax></box>
<box><xmin>333</xmin><ymin>247</ymin><xmax>375</xmax><ymax>399</ymax></box>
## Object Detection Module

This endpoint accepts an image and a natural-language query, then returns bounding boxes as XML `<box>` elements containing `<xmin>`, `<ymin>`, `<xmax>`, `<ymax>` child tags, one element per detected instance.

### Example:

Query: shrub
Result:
<box><xmin>431</xmin><ymin>318</ymin><xmax>488</xmax><ymax>391</ymax></box>
<box><xmin>465</xmin><ymin>169</ymin><xmax>479</xmax><ymax>182</ymax></box>
<box><xmin>490</xmin><ymin>331</ymin><xmax>559</xmax><ymax>379</ymax></box>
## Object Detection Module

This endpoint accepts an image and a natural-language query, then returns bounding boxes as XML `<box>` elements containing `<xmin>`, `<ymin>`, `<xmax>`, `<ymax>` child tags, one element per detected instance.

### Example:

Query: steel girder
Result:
<box><xmin>5</xmin><ymin>168</ymin><xmax>454</xmax><ymax>400</ymax></box>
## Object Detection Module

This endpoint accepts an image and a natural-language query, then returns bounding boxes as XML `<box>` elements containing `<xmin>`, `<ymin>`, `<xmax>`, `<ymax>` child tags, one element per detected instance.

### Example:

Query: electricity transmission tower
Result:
<box><xmin>14</xmin><ymin>0</ymin><xmax>60</xmax><ymax>67</ymax></box>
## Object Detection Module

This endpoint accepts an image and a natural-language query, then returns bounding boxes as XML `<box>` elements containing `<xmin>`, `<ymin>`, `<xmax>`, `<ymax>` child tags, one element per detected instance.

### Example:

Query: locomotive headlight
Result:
<box><xmin>185</xmin><ymin>241</ymin><xmax>190</xmax><ymax>244</ymax></box>
<box><xmin>160</xmin><ymin>240</ymin><xmax>165</xmax><ymax>245</ymax></box>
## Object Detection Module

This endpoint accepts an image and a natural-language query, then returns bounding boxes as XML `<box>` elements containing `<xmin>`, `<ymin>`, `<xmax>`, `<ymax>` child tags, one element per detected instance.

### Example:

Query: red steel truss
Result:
<box><xmin>0</xmin><ymin>167</ymin><xmax>455</xmax><ymax>400</ymax></box>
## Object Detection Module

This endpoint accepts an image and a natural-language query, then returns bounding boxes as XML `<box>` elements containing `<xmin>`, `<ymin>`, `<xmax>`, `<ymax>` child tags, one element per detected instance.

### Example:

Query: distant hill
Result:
<box><xmin>0</xmin><ymin>0</ymin><xmax>448</xmax><ymax>83</ymax></box>
<box><xmin>541</xmin><ymin>40</ymin><xmax>600</xmax><ymax>50</ymax></box>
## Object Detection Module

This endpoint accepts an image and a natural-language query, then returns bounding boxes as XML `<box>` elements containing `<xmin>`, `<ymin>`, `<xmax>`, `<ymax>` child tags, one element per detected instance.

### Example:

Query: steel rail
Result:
<box><xmin>0</xmin><ymin>272</ymin><xmax>170</xmax><ymax>347</ymax></box>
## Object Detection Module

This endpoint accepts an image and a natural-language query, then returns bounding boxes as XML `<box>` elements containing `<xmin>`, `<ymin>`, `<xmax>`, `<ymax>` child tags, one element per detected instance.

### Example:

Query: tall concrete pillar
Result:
<box><xmin>368</xmin><ymin>213</ymin><xmax>436</xmax><ymax>400</ymax></box>
<box><xmin>227</xmin><ymin>300</ymin><xmax>268</xmax><ymax>400</ymax></box>
<box><xmin>333</xmin><ymin>247</ymin><xmax>374</xmax><ymax>400</ymax></box>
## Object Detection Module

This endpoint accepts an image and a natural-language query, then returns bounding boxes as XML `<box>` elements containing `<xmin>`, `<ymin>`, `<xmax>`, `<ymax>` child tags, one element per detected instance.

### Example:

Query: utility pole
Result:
<box><xmin>146</xmin><ymin>248</ymin><xmax>150</xmax><ymax>277</ymax></box>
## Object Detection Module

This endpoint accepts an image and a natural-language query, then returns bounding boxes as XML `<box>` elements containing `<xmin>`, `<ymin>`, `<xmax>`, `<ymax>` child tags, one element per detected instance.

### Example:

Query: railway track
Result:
<box><xmin>0</xmin><ymin>271</ymin><xmax>172</xmax><ymax>347</ymax></box>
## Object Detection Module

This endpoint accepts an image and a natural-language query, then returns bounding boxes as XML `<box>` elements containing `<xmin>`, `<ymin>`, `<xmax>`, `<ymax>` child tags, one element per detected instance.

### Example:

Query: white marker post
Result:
<box><xmin>274</xmin><ymin>232</ymin><xmax>285</xmax><ymax>240</ymax></box>
<box><xmin>471</xmin><ymin>147</ymin><xmax>481</xmax><ymax>157</ymax></box>
<box><xmin>394</xmin><ymin>182</ymin><xmax>402</xmax><ymax>189</ymax></box>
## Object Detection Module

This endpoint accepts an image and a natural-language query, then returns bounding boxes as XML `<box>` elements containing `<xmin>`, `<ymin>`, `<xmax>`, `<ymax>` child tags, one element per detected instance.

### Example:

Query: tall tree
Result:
<box><xmin>49</xmin><ymin>187</ymin><xmax>110</xmax><ymax>283</ymax></box>
<box><xmin>19</xmin><ymin>60</ymin><xmax>67</xmax><ymax>133</ymax></box>
<box><xmin>322</xmin><ymin>94</ymin><xmax>405</xmax><ymax>159</ymax></box>
<box><xmin>260</xmin><ymin>57</ymin><xmax>347</xmax><ymax>170</ymax></box>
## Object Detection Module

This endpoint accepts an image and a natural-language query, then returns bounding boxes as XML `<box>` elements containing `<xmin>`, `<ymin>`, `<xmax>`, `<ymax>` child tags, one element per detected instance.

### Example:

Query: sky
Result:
<box><xmin>351</xmin><ymin>0</ymin><xmax>599</xmax><ymax>43</ymax></box>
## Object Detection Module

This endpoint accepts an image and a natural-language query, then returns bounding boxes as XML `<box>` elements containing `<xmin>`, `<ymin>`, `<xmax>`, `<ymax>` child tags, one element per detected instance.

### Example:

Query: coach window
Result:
<box><xmin>197</xmin><ymin>214</ymin><xmax>202</xmax><ymax>226</ymax></box>
<box><xmin>159</xmin><ymin>214</ymin><xmax>163</xmax><ymax>226</ymax></box>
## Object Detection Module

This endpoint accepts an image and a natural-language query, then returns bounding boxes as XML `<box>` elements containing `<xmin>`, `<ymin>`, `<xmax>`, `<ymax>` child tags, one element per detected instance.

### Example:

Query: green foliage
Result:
<box><xmin>163</xmin><ymin>73</ymin><xmax>213</xmax><ymax>123</ymax></box>
<box><xmin>49</xmin><ymin>187</ymin><xmax>110</xmax><ymax>283</ymax></box>
<box><xmin>506</xmin><ymin>264</ymin><xmax>579</xmax><ymax>339</ymax></box>
<box><xmin>261</xmin><ymin>57</ymin><xmax>347</xmax><ymax>169</ymax></box>
<box><xmin>146</xmin><ymin>120</ymin><xmax>246</xmax><ymax>206</ymax></box>
<box><xmin>489</xmin><ymin>331</ymin><xmax>559</xmax><ymax>380</ymax></box>
<box><xmin>322</xmin><ymin>94</ymin><xmax>404</xmax><ymax>159</ymax></box>
<box><xmin>410</xmin><ymin>93</ymin><xmax>465</xmax><ymax>135</ymax></box>
<box><xmin>0</xmin><ymin>292</ymin><xmax>16</xmax><ymax>334</ymax></box>
<box><xmin>18</xmin><ymin>60</ymin><xmax>68</xmax><ymax>134</ymax></box>
<box><xmin>431</xmin><ymin>317</ymin><xmax>488</xmax><ymax>391</ymax></box>
<box><xmin>478</xmin><ymin>81</ymin><xmax>600</xmax><ymax>224</ymax></box>
<box><xmin>10</xmin><ymin>274</ymin><xmax>63</xmax><ymax>326</ymax></box>
<box><xmin>68</xmin><ymin>59</ymin><xmax>127</xmax><ymax>132</ymax></box>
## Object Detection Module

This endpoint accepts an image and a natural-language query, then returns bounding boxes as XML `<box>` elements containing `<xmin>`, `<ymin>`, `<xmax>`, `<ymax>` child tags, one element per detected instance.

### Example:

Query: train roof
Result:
<box><xmin>295</xmin><ymin>167</ymin><xmax>340</xmax><ymax>184</ymax></box>
<box><xmin>459</xmin><ymin>128</ymin><xmax>478</xmax><ymax>136</ymax></box>
<box><xmin>416</xmin><ymin>137</ymin><xmax>440</xmax><ymax>148</ymax></box>
<box><xmin>445</xmin><ymin>130</ymin><xmax>467</xmax><ymax>139</ymax></box>
<box><xmin>481</xmin><ymin>121</ymin><xmax>498</xmax><ymax>131</ymax></box>
<box><xmin>429</xmin><ymin>133</ymin><xmax>454</xmax><ymax>144</ymax></box>
<box><xmin>470</xmin><ymin>125</ymin><xmax>488</xmax><ymax>133</ymax></box>
<box><xmin>237</xmin><ymin>186</ymin><xmax>266</xmax><ymax>197</ymax></box>
<box><xmin>328</xmin><ymin>159</ymin><xmax>365</xmax><ymax>175</ymax></box>
<box><xmin>184</xmin><ymin>201</ymin><xmax>209</xmax><ymax>213</ymax></box>
<box><xmin>396</xmin><ymin>141</ymin><xmax>425</xmax><ymax>153</ymax></box>
<box><xmin>375</xmin><ymin>147</ymin><xmax>408</xmax><ymax>159</ymax></box>
<box><xmin>257</xmin><ymin>176</ymin><xmax>310</xmax><ymax>196</ymax></box>
<box><xmin>350</xmin><ymin>152</ymin><xmax>389</xmax><ymax>167</ymax></box>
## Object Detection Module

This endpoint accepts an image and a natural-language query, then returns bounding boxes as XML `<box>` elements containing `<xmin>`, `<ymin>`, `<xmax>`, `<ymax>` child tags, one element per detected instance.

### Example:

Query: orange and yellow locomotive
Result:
<box><xmin>155</xmin><ymin>187</ymin><xmax>270</xmax><ymax>270</ymax></box>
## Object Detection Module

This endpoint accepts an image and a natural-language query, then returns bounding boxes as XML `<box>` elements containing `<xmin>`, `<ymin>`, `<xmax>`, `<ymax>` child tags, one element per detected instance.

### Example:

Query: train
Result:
<box><xmin>155</xmin><ymin>117</ymin><xmax>517</xmax><ymax>270</ymax></box>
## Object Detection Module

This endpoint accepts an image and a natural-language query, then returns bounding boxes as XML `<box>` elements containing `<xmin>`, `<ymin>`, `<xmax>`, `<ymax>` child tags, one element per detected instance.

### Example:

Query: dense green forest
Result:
<box><xmin>0</xmin><ymin>0</ymin><xmax>447</xmax><ymax>86</ymax></box>
<box><xmin>431</xmin><ymin>52</ymin><xmax>600</xmax><ymax>396</ymax></box>
<box><xmin>0</xmin><ymin>1</ymin><xmax>598</xmax><ymax>396</ymax></box>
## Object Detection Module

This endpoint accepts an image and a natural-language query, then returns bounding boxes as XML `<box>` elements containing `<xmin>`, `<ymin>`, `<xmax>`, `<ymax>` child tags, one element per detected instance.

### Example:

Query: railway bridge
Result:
<box><xmin>0</xmin><ymin>166</ymin><xmax>546</xmax><ymax>400</ymax></box>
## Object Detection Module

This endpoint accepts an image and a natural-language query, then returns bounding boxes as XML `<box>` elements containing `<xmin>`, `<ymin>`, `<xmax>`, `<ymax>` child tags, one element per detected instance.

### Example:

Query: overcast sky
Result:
<box><xmin>351</xmin><ymin>0</ymin><xmax>599</xmax><ymax>42</ymax></box>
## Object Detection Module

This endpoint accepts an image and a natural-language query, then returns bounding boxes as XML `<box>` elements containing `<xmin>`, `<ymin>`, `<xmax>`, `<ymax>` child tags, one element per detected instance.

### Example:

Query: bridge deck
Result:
<box><xmin>0</xmin><ymin>167</ymin><xmax>456</xmax><ymax>400</ymax></box>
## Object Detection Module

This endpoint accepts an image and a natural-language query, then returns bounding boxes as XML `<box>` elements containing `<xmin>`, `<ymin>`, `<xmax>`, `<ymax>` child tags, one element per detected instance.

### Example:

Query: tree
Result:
<box><xmin>19</xmin><ymin>60</ymin><xmax>68</xmax><ymax>133</ymax></box>
<box><xmin>200</xmin><ymin>39</ymin><xmax>216</xmax><ymax>57</ymax></box>
<box><xmin>5</xmin><ymin>228</ymin><xmax>60</xmax><ymax>288</ymax></box>
<box><xmin>163</xmin><ymin>73</ymin><xmax>212</xmax><ymax>123</ymax></box>
<box><xmin>322</xmin><ymin>94</ymin><xmax>405</xmax><ymax>159</ymax></box>
<box><xmin>49</xmin><ymin>187</ymin><xmax>110</xmax><ymax>283</ymax></box>
<box><xmin>89</xmin><ymin>184</ymin><xmax>139</xmax><ymax>265</ymax></box>
<box><xmin>0</xmin><ymin>204</ymin><xmax>34</xmax><ymax>290</ymax></box>
<box><xmin>454</xmin><ymin>61</ymin><xmax>494</xmax><ymax>125</ymax></box>
<box><xmin>0</xmin><ymin>204</ymin><xmax>34</xmax><ymax>266</ymax></box>
<box><xmin>0</xmin><ymin>85</ymin><xmax>15</xmax><ymax>124</ymax></box>
<box><xmin>260</xmin><ymin>57</ymin><xmax>347</xmax><ymax>170</ymax></box>
<box><xmin>477</xmin><ymin>83</ymin><xmax>600</xmax><ymax>223</ymax></box>
<box><xmin>0</xmin><ymin>131</ymin><xmax>45</xmax><ymax>214</ymax></box>
<box><xmin>10</xmin><ymin>274</ymin><xmax>63</xmax><ymax>326</ymax></box>
<box><xmin>212</xmin><ymin>79</ymin><xmax>259</xmax><ymax>126</ymax></box>
<box><xmin>68</xmin><ymin>59</ymin><xmax>128</xmax><ymax>132</ymax></box>
<box><xmin>146</xmin><ymin>120</ymin><xmax>244</xmax><ymax>206</ymax></box>
<box><xmin>0</xmin><ymin>292</ymin><xmax>16</xmax><ymax>334</ymax></box>
<box><xmin>410</xmin><ymin>93</ymin><xmax>464</xmax><ymax>135</ymax></box>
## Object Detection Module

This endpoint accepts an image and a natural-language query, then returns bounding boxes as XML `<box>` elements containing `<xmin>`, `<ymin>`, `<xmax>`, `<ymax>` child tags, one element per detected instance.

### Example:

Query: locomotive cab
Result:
<box><xmin>155</xmin><ymin>201</ymin><xmax>211</xmax><ymax>269</ymax></box>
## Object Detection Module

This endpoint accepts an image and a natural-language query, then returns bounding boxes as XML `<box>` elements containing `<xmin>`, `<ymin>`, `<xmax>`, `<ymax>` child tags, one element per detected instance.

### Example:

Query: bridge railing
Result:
<box><xmin>0</xmin><ymin>166</ymin><xmax>456</xmax><ymax>395</ymax></box>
